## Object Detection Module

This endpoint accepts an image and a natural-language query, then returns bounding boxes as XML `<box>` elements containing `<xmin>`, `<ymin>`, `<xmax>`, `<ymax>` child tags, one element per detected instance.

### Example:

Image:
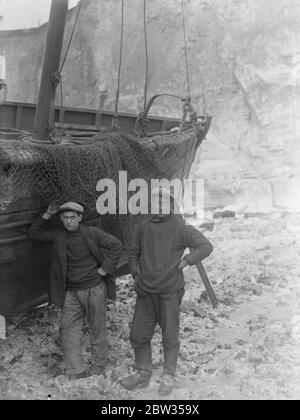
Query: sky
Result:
<box><xmin>0</xmin><ymin>0</ymin><xmax>80</xmax><ymax>30</ymax></box>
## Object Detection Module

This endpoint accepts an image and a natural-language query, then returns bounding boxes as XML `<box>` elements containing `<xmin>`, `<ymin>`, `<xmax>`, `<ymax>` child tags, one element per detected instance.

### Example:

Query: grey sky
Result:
<box><xmin>0</xmin><ymin>0</ymin><xmax>80</xmax><ymax>30</ymax></box>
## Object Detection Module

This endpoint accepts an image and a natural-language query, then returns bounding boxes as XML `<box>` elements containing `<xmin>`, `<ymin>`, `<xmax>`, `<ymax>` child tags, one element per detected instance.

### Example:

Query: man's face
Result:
<box><xmin>60</xmin><ymin>211</ymin><xmax>82</xmax><ymax>232</ymax></box>
<box><xmin>154</xmin><ymin>194</ymin><xmax>172</xmax><ymax>218</ymax></box>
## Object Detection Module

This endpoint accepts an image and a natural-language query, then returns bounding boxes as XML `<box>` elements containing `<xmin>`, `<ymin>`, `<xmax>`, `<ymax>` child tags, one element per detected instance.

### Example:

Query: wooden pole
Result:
<box><xmin>33</xmin><ymin>0</ymin><xmax>68</xmax><ymax>140</ymax></box>
<box><xmin>196</xmin><ymin>262</ymin><xmax>218</xmax><ymax>309</ymax></box>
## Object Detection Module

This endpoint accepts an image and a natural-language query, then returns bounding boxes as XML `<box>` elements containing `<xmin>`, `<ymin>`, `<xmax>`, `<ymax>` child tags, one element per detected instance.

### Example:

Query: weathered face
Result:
<box><xmin>155</xmin><ymin>194</ymin><xmax>172</xmax><ymax>218</ymax></box>
<box><xmin>60</xmin><ymin>211</ymin><xmax>82</xmax><ymax>232</ymax></box>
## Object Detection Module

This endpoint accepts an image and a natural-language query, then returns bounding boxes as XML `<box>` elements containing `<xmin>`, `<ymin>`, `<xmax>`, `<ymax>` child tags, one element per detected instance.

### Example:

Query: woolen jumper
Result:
<box><xmin>66</xmin><ymin>230</ymin><xmax>100</xmax><ymax>291</ymax></box>
<box><xmin>129</xmin><ymin>214</ymin><xmax>213</xmax><ymax>294</ymax></box>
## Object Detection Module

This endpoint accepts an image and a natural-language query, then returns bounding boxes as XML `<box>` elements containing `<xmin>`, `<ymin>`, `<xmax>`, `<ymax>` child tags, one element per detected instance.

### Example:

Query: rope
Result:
<box><xmin>180</xmin><ymin>0</ymin><xmax>191</xmax><ymax>99</ymax></box>
<box><xmin>144</xmin><ymin>93</ymin><xmax>184</xmax><ymax>116</ymax></box>
<box><xmin>113</xmin><ymin>0</ymin><xmax>125</xmax><ymax>122</ymax></box>
<box><xmin>143</xmin><ymin>0</ymin><xmax>149</xmax><ymax>111</ymax></box>
<box><xmin>52</xmin><ymin>1</ymin><xmax>83</xmax><ymax>127</ymax></box>
<box><xmin>60</xmin><ymin>77</ymin><xmax>64</xmax><ymax>123</ymax></box>
<box><xmin>59</xmin><ymin>0</ymin><xmax>83</xmax><ymax>73</ymax></box>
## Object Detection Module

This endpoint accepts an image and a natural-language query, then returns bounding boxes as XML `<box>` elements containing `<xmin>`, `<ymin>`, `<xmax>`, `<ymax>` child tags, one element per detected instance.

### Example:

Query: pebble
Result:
<box><xmin>213</xmin><ymin>210</ymin><xmax>236</xmax><ymax>219</ymax></box>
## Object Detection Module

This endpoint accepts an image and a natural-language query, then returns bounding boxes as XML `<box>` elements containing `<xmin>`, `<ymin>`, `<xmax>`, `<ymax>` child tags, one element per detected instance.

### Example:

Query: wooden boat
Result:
<box><xmin>0</xmin><ymin>1</ymin><xmax>211</xmax><ymax>316</ymax></box>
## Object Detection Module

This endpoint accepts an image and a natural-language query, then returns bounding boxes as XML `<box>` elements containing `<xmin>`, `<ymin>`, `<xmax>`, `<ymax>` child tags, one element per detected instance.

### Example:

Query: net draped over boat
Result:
<box><xmin>0</xmin><ymin>126</ymin><xmax>203</xmax><ymax>244</ymax></box>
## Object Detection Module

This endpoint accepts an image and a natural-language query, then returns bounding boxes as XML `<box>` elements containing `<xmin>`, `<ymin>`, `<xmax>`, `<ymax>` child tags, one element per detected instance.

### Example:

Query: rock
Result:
<box><xmin>179</xmin><ymin>351</ymin><xmax>191</xmax><ymax>362</ymax></box>
<box><xmin>235</xmin><ymin>350</ymin><xmax>248</xmax><ymax>360</ymax></box>
<box><xmin>242</xmin><ymin>283</ymin><xmax>263</xmax><ymax>296</ymax></box>
<box><xmin>249</xmin><ymin>324</ymin><xmax>264</xmax><ymax>333</ymax></box>
<box><xmin>183</xmin><ymin>327</ymin><xmax>193</xmax><ymax>333</ymax></box>
<box><xmin>0</xmin><ymin>365</ymin><xmax>9</xmax><ymax>377</ymax></box>
<box><xmin>189</xmin><ymin>338</ymin><xmax>207</xmax><ymax>345</ymax></box>
<box><xmin>47</xmin><ymin>365</ymin><xmax>65</xmax><ymax>378</ymax></box>
<box><xmin>248</xmin><ymin>344</ymin><xmax>269</xmax><ymax>366</ymax></box>
<box><xmin>41</xmin><ymin>352</ymin><xmax>63</xmax><ymax>363</ymax></box>
<box><xmin>192</xmin><ymin>307</ymin><xmax>207</xmax><ymax>318</ymax></box>
<box><xmin>207</xmin><ymin>389</ymin><xmax>225</xmax><ymax>399</ymax></box>
<box><xmin>262</xmin><ymin>326</ymin><xmax>290</xmax><ymax>349</ymax></box>
<box><xmin>197</xmin><ymin>291</ymin><xmax>209</xmax><ymax>304</ymax></box>
<box><xmin>193</xmin><ymin>366</ymin><xmax>200</xmax><ymax>375</ymax></box>
<box><xmin>199</xmin><ymin>221</ymin><xmax>215</xmax><ymax>231</ymax></box>
<box><xmin>9</xmin><ymin>351</ymin><xmax>24</xmax><ymax>365</ymax></box>
<box><xmin>217</xmin><ymin>343</ymin><xmax>232</xmax><ymax>350</ymax></box>
<box><xmin>204</xmin><ymin>367</ymin><xmax>217</xmax><ymax>375</ymax></box>
<box><xmin>257</xmin><ymin>273</ymin><xmax>273</xmax><ymax>286</ymax></box>
<box><xmin>219</xmin><ymin>363</ymin><xmax>235</xmax><ymax>378</ymax></box>
<box><xmin>213</xmin><ymin>210</ymin><xmax>236</xmax><ymax>219</ymax></box>
<box><xmin>236</xmin><ymin>339</ymin><xmax>248</xmax><ymax>346</ymax></box>
<box><xmin>218</xmin><ymin>295</ymin><xmax>236</xmax><ymax>306</ymax></box>
<box><xmin>183</xmin><ymin>210</ymin><xmax>197</xmax><ymax>218</ymax></box>
<box><xmin>223</xmin><ymin>344</ymin><xmax>232</xmax><ymax>350</ymax></box>
<box><xmin>208</xmin><ymin>313</ymin><xmax>219</xmax><ymax>325</ymax></box>
<box><xmin>244</xmin><ymin>212</ymin><xmax>269</xmax><ymax>218</ymax></box>
<box><xmin>223</xmin><ymin>204</ymin><xmax>248</xmax><ymax>214</ymax></box>
<box><xmin>216</xmin><ymin>310</ymin><xmax>230</xmax><ymax>319</ymax></box>
<box><xmin>195</xmin><ymin>353</ymin><xmax>214</xmax><ymax>365</ymax></box>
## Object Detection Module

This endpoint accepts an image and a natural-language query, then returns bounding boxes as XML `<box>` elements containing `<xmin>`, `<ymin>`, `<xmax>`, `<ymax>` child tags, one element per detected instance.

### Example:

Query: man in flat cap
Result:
<box><xmin>28</xmin><ymin>202</ymin><xmax>123</xmax><ymax>379</ymax></box>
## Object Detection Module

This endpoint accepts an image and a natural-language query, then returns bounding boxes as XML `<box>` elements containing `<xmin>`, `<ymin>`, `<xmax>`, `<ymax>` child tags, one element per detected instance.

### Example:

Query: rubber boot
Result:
<box><xmin>159</xmin><ymin>373</ymin><xmax>175</xmax><ymax>396</ymax></box>
<box><xmin>119</xmin><ymin>371</ymin><xmax>151</xmax><ymax>390</ymax></box>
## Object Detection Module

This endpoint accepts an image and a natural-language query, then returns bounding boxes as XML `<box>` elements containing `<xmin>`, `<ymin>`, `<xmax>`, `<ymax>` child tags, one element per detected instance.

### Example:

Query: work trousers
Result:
<box><xmin>60</xmin><ymin>282</ymin><xmax>107</xmax><ymax>375</ymax></box>
<box><xmin>130</xmin><ymin>288</ymin><xmax>184</xmax><ymax>377</ymax></box>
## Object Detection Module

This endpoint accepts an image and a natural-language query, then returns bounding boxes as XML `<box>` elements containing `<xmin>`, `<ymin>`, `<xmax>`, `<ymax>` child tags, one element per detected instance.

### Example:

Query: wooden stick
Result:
<box><xmin>196</xmin><ymin>262</ymin><xmax>218</xmax><ymax>309</ymax></box>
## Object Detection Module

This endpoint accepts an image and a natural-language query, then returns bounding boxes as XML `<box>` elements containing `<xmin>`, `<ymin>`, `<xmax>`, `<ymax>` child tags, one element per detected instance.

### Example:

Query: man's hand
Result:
<box><xmin>43</xmin><ymin>203</ymin><xmax>60</xmax><ymax>220</ymax></box>
<box><xmin>131</xmin><ymin>268</ymin><xmax>146</xmax><ymax>298</ymax></box>
<box><xmin>177</xmin><ymin>259</ymin><xmax>188</xmax><ymax>270</ymax></box>
<box><xmin>132</xmin><ymin>268</ymin><xmax>142</xmax><ymax>282</ymax></box>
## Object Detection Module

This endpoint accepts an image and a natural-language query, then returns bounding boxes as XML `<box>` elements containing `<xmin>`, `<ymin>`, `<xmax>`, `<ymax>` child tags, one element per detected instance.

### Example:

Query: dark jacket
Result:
<box><xmin>28</xmin><ymin>216</ymin><xmax>123</xmax><ymax>306</ymax></box>
<box><xmin>129</xmin><ymin>214</ymin><xmax>213</xmax><ymax>294</ymax></box>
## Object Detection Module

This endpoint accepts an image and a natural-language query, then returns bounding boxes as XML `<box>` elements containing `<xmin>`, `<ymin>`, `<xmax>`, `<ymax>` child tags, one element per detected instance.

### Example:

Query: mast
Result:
<box><xmin>33</xmin><ymin>0</ymin><xmax>68</xmax><ymax>141</ymax></box>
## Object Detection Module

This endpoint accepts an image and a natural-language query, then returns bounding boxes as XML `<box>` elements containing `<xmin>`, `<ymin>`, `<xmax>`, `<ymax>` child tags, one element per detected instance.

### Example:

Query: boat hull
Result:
<box><xmin>0</xmin><ymin>102</ymin><xmax>211</xmax><ymax>315</ymax></box>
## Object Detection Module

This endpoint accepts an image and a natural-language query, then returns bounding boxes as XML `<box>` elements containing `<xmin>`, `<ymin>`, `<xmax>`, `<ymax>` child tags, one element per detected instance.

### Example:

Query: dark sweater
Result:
<box><xmin>66</xmin><ymin>230</ymin><xmax>100</xmax><ymax>291</ymax></box>
<box><xmin>28</xmin><ymin>216</ymin><xmax>123</xmax><ymax>305</ymax></box>
<box><xmin>129</xmin><ymin>214</ymin><xmax>213</xmax><ymax>294</ymax></box>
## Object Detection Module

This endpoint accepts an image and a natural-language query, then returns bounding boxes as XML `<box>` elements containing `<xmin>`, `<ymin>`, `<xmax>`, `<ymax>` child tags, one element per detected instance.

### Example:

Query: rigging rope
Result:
<box><xmin>180</xmin><ymin>0</ymin><xmax>191</xmax><ymax>99</ymax></box>
<box><xmin>54</xmin><ymin>0</ymin><xmax>84</xmax><ymax>127</ymax></box>
<box><xmin>59</xmin><ymin>0</ymin><xmax>83</xmax><ymax>73</ymax></box>
<box><xmin>143</xmin><ymin>0</ymin><xmax>149</xmax><ymax>111</ymax></box>
<box><xmin>113</xmin><ymin>0</ymin><xmax>125</xmax><ymax>120</ymax></box>
<box><xmin>60</xmin><ymin>76</ymin><xmax>64</xmax><ymax>122</ymax></box>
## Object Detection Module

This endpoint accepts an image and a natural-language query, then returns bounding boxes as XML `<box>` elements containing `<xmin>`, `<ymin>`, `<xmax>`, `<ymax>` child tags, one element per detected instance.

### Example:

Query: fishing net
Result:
<box><xmin>0</xmin><ymin>124</ymin><xmax>204</xmax><ymax>243</ymax></box>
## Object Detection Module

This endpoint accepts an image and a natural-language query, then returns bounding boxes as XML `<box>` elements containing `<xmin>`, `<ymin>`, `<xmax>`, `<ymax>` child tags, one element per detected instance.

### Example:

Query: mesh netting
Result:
<box><xmin>0</xmin><ymin>125</ymin><xmax>202</xmax><ymax>244</ymax></box>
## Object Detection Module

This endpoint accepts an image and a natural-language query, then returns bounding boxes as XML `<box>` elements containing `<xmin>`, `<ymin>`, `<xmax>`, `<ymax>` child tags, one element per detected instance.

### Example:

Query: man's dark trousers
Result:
<box><xmin>61</xmin><ymin>282</ymin><xmax>107</xmax><ymax>375</ymax></box>
<box><xmin>130</xmin><ymin>288</ymin><xmax>184</xmax><ymax>377</ymax></box>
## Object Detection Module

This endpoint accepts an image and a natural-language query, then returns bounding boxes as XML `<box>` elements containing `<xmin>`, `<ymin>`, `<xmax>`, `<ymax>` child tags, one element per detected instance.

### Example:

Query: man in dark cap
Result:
<box><xmin>119</xmin><ymin>187</ymin><xmax>213</xmax><ymax>396</ymax></box>
<box><xmin>28</xmin><ymin>202</ymin><xmax>123</xmax><ymax>379</ymax></box>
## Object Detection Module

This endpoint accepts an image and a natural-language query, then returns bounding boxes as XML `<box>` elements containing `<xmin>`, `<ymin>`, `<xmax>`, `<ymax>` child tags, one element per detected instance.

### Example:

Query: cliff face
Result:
<box><xmin>0</xmin><ymin>0</ymin><xmax>299</xmax><ymax>211</ymax></box>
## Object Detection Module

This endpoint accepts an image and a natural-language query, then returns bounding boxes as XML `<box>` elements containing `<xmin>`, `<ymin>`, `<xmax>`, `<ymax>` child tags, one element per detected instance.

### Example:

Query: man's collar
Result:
<box><xmin>150</xmin><ymin>213</ymin><xmax>173</xmax><ymax>223</ymax></box>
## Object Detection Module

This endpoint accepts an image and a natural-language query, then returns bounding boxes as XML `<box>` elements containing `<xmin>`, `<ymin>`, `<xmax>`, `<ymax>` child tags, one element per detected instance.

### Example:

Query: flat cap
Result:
<box><xmin>59</xmin><ymin>202</ymin><xmax>84</xmax><ymax>214</ymax></box>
